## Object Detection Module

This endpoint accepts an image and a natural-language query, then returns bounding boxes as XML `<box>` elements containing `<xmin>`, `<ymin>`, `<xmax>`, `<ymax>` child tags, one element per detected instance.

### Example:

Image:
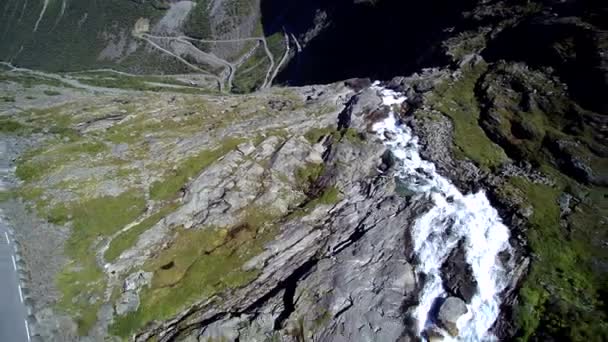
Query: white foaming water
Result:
<box><xmin>371</xmin><ymin>85</ymin><xmax>514</xmax><ymax>341</ymax></box>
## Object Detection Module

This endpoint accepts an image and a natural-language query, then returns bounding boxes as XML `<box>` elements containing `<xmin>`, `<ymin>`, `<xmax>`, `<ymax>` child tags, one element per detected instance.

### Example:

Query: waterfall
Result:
<box><xmin>370</xmin><ymin>85</ymin><xmax>514</xmax><ymax>341</ymax></box>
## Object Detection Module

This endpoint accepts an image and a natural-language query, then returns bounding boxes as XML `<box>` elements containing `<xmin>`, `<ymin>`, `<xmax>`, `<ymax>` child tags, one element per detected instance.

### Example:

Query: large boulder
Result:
<box><xmin>441</xmin><ymin>239</ymin><xmax>478</xmax><ymax>303</ymax></box>
<box><xmin>437</xmin><ymin>296</ymin><xmax>468</xmax><ymax>336</ymax></box>
<box><xmin>116</xmin><ymin>290</ymin><xmax>140</xmax><ymax>316</ymax></box>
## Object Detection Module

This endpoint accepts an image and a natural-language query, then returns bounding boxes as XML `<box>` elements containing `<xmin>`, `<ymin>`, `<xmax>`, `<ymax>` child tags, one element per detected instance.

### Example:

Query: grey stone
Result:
<box><xmin>237</xmin><ymin>141</ymin><xmax>256</xmax><ymax>156</ymax></box>
<box><xmin>116</xmin><ymin>290</ymin><xmax>140</xmax><ymax>316</ymax></box>
<box><xmin>437</xmin><ymin>297</ymin><xmax>468</xmax><ymax>336</ymax></box>
<box><xmin>441</xmin><ymin>240</ymin><xmax>478</xmax><ymax>303</ymax></box>
<box><xmin>124</xmin><ymin>271</ymin><xmax>152</xmax><ymax>292</ymax></box>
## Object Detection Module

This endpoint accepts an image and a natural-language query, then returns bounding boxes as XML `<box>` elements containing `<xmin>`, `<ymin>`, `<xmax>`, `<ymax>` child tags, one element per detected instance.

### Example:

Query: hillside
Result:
<box><xmin>0</xmin><ymin>0</ymin><xmax>288</xmax><ymax>92</ymax></box>
<box><xmin>0</xmin><ymin>0</ymin><xmax>606</xmax><ymax>341</ymax></box>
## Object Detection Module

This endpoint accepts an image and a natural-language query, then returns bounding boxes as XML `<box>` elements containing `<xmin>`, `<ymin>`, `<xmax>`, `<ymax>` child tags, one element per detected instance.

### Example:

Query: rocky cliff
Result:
<box><xmin>0</xmin><ymin>0</ymin><xmax>606</xmax><ymax>341</ymax></box>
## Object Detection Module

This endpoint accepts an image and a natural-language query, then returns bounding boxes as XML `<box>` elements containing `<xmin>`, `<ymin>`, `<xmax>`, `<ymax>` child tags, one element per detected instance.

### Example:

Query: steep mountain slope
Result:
<box><xmin>0</xmin><ymin>0</ymin><xmax>289</xmax><ymax>92</ymax></box>
<box><xmin>0</xmin><ymin>0</ymin><xmax>606</xmax><ymax>341</ymax></box>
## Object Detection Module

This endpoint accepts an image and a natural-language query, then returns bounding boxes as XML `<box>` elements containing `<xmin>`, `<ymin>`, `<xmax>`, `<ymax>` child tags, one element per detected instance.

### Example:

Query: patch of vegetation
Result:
<box><xmin>295</xmin><ymin>163</ymin><xmax>325</xmax><ymax>191</ymax></box>
<box><xmin>266</xmin><ymin>32</ymin><xmax>287</xmax><ymax>64</ymax></box>
<box><xmin>426</xmin><ymin>62</ymin><xmax>507</xmax><ymax>170</ymax></box>
<box><xmin>287</xmin><ymin>185</ymin><xmax>342</xmax><ymax>221</ymax></box>
<box><xmin>0</xmin><ymin>118</ymin><xmax>29</xmax><ymax>134</ymax></box>
<box><xmin>15</xmin><ymin>104</ymin><xmax>81</xmax><ymax>139</ymax></box>
<box><xmin>0</xmin><ymin>72</ymin><xmax>76</xmax><ymax>88</ymax></box>
<box><xmin>304</xmin><ymin>126</ymin><xmax>363</xmax><ymax>145</ymax></box>
<box><xmin>304</xmin><ymin>186</ymin><xmax>341</xmax><ymax>209</ymax></box>
<box><xmin>342</xmin><ymin>128</ymin><xmax>365</xmax><ymax>144</ymax></box>
<box><xmin>16</xmin><ymin>141</ymin><xmax>107</xmax><ymax>181</ymax></box>
<box><xmin>73</xmin><ymin>73</ymin><xmax>211</xmax><ymax>94</ymax></box>
<box><xmin>149</xmin><ymin>137</ymin><xmax>246</xmax><ymax>201</ymax></box>
<box><xmin>55</xmin><ymin>191</ymin><xmax>146</xmax><ymax>334</ymax></box>
<box><xmin>106</xmin><ymin>106</ymin><xmax>218</xmax><ymax>145</ymax></box>
<box><xmin>472</xmin><ymin>62</ymin><xmax>608</xmax><ymax>340</ymax></box>
<box><xmin>314</xmin><ymin>186</ymin><xmax>340</xmax><ymax>205</ymax></box>
<box><xmin>0</xmin><ymin>190</ymin><xmax>14</xmax><ymax>202</ymax></box>
<box><xmin>105</xmin><ymin>203</ymin><xmax>178</xmax><ymax>262</ymax></box>
<box><xmin>232</xmin><ymin>43</ymin><xmax>270</xmax><ymax>93</ymax></box>
<box><xmin>313</xmin><ymin>309</ymin><xmax>332</xmax><ymax>329</ymax></box>
<box><xmin>506</xmin><ymin>176</ymin><xmax>608</xmax><ymax>341</ymax></box>
<box><xmin>304</xmin><ymin>126</ymin><xmax>335</xmax><ymax>144</ymax></box>
<box><xmin>183</xmin><ymin>0</ymin><xmax>211</xmax><ymax>38</ymax></box>
<box><xmin>110</xmin><ymin>206</ymin><xmax>280</xmax><ymax>337</ymax></box>
<box><xmin>228</xmin><ymin>31</ymin><xmax>287</xmax><ymax>93</ymax></box>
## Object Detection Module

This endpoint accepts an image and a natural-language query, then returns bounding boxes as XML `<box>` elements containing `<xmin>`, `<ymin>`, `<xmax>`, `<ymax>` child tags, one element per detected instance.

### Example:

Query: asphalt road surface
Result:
<box><xmin>0</xmin><ymin>218</ymin><xmax>30</xmax><ymax>342</ymax></box>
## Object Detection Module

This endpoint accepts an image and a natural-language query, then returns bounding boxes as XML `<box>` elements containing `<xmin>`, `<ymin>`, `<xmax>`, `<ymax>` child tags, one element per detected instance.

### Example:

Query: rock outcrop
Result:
<box><xmin>441</xmin><ymin>240</ymin><xmax>478</xmax><ymax>303</ymax></box>
<box><xmin>437</xmin><ymin>297</ymin><xmax>468</xmax><ymax>337</ymax></box>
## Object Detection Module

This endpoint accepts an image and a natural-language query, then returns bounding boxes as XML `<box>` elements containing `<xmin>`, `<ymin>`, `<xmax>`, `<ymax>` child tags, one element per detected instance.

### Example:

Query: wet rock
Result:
<box><xmin>558</xmin><ymin>193</ymin><xmax>573</xmax><ymax>217</ymax></box>
<box><xmin>351</xmin><ymin>88</ymin><xmax>383</xmax><ymax>119</ymax></box>
<box><xmin>441</xmin><ymin>239</ymin><xmax>478</xmax><ymax>303</ymax></box>
<box><xmin>437</xmin><ymin>296</ymin><xmax>468</xmax><ymax>336</ymax></box>
<box><xmin>384</xmin><ymin>130</ymin><xmax>397</xmax><ymax>141</ymax></box>
<box><xmin>491</xmin><ymin>255</ymin><xmax>530</xmax><ymax>340</ymax></box>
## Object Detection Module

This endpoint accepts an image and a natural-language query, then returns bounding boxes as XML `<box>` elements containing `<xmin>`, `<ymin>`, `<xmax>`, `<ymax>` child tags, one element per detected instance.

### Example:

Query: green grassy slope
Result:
<box><xmin>0</xmin><ymin>0</ymin><xmax>166</xmax><ymax>71</ymax></box>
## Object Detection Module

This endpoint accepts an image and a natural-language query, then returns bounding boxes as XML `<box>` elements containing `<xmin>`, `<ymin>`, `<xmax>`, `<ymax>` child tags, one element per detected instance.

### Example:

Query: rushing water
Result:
<box><xmin>371</xmin><ymin>85</ymin><xmax>514</xmax><ymax>341</ymax></box>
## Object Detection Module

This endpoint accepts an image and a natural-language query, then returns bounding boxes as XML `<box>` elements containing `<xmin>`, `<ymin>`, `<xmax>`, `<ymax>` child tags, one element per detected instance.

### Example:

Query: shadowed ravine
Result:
<box><xmin>261</xmin><ymin>0</ymin><xmax>476</xmax><ymax>85</ymax></box>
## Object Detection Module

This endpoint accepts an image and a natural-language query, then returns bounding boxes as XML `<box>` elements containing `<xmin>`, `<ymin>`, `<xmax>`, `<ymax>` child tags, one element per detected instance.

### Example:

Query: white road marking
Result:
<box><xmin>4</xmin><ymin>232</ymin><xmax>9</xmax><ymax>244</ymax></box>
<box><xmin>11</xmin><ymin>255</ymin><xmax>17</xmax><ymax>271</ymax></box>
<box><xmin>24</xmin><ymin>320</ymin><xmax>31</xmax><ymax>342</ymax></box>
<box><xmin>18</xmin><ymin>285</ymin><xmax>24</xmax><ymax>303</ymax></box>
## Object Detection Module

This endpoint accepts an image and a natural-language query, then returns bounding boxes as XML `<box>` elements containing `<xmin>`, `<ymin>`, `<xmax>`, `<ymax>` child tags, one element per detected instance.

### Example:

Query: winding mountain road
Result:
<box><xmin>0</xmin><ymin>216</ymin><xmax>30</xmax><ymax>342</ymax></box>
<box><xmin>0</xmin><ymin>134</ymin><xmax>30</xmax><ymax>342</ymax></box>
<box><xmin>139</xmin><ymin>33</ymin><xmax>294</xmax><ymax>92</ymax></box>
<box><xmin>265</xmin><ymin>31</ymin><xmax>291</xmax><ymax>89</ymax></box>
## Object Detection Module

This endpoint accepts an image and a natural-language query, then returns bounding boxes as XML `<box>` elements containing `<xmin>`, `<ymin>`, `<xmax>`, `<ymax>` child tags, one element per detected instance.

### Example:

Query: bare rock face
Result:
<box><xmin>437</xmin><ymin>296</ymin><xmax>468</xmax><ymax>337</ymax></box>
<box><xmin>128</xmin><ymin>83</ymin><xmax>445</xmax><ymax>342</ymax></box>
<box><xmin>116</xmin><ymin>291</ymin><xmax>140</xmax><ymax>316</ymax></box>
<box><xmin>116</xmin><ymin>271</ymin><xmax>152</xmax><ymax>316</ymax></box>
